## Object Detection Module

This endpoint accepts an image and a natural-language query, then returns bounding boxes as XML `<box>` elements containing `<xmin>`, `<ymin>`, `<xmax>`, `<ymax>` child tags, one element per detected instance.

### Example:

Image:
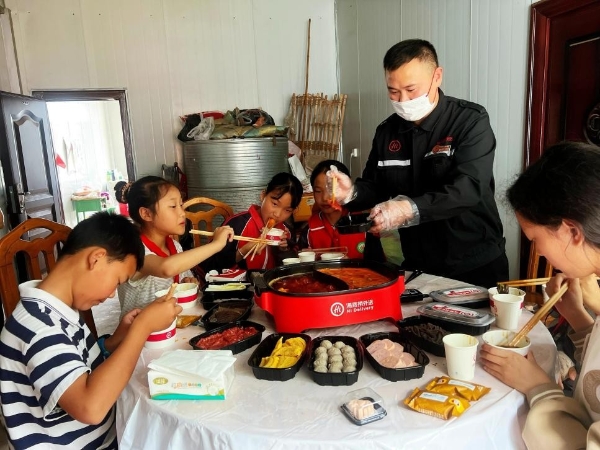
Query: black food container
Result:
<box><xmin>200</xmin><ymin>299</ymin><xmax>254</xmax><ymax>330</ymax></box>
<box><xmin>359</xmin><ymin>332</ymin><xmax>429</xmax><ymax>381</ymax></box>
<box><xmin>416</xmin><ymin>303</ymin><xmax>495</xmax><ymax>336</ymax></box>
<box><xmin>308</xmin><ymin>336</ymin><xmax>363</xmax><ymax>386</ymax></box>
<box><xmin>336</xmin><ymin>213</ymin><xmax>373</xmax><ymax>234</ymax></box>
<box><xmin>247</xmin><ymin>333</ymin><xmax>312</xmax><ymax>382</ymax></box>
<box><xmin>201</xmin><ymin>283</ymin><xmax>254</xmax><ymax>310</ymax></box>
<box><xmin>189</xmin><ymin>320</ymin><xmax>265</xmax><ymax>354</ymax></box>
<box><xmin>397</xmin><ymin>316</ymin><xmax>449</xmax><ymax>357</ymax></box>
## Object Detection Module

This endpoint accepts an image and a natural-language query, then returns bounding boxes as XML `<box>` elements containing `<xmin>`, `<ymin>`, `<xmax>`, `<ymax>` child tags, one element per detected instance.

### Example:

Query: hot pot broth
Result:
<box><xmin>269</xmin><ymin>268</ymin><xmax>392</xmax><ymax>293</ymax></box>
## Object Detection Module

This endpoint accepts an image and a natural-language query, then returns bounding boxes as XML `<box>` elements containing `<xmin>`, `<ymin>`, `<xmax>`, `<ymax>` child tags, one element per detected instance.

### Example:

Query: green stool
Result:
<box><xmin>72</xmin><ymin>198</ymin><xmax>105</xmax><ymax>223</ymax></box>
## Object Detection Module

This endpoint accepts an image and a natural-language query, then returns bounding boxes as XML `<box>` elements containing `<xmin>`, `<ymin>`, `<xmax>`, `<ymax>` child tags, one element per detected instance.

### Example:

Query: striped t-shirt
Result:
<box><xmin>0</xmin><ymin>281</ymin><xmax>116</xmax><ymax>449</ymax></box>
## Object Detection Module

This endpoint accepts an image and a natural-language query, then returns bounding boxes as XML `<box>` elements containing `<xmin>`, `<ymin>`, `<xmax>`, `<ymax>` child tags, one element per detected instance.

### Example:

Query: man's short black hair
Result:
<box><xmin>383</xmin><ymin>39</ymin><xmax>439</xmax><ymax>72</ymax></box>
<box><xmin>60</xmin><ymin>212</ymin><xmax>144</xmax><ymax>270</ymax></box>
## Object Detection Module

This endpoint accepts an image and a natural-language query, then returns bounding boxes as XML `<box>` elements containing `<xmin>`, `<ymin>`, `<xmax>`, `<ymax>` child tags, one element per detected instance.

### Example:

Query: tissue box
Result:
<box><xmin>147</xmin><ymin>349</ymin><xmax>236</xmax><ymax>400</ymax></box>
<box><xmin>148</xmin><ymin>366</ymin><xmax>234</xmax><ymax>400</ymax></box>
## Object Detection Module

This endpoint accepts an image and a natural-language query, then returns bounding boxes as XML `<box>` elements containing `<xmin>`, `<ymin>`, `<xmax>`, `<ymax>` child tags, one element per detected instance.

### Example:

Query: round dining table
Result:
<box><xmin>116</xmin><ymin>273</ymin><xmax>557</xmax><ymax>450</ymax></box>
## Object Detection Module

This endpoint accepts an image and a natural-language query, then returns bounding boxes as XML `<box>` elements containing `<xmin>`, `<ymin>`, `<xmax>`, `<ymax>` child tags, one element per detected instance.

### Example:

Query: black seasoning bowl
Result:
<box><xmin>200</xmin><ymin>299</ymin><xmax>254</xmax><ymax>330</ymax></box>
<box><xmin>247</xmin><ymin>333</ymin><xmax>312</xmax><ymax>382</ymax></box>
<box><xmin>359</xmin><ymin>331</ymin><xmax>429</xmax><ymax>382</ymax></box>
<box><xmin>336</xmin><ymin>213</ymin><xmax>373</xmax><ymax>234</ymax></box>
<box><xmin>189</xmin><ymin>320</ymin><xmax>265</xmax><ymax>354</ymax></box>
<box><xmin>308</xmin><ymin>336</ymin><xmax>363</xmax><ymax>386</ymax></box>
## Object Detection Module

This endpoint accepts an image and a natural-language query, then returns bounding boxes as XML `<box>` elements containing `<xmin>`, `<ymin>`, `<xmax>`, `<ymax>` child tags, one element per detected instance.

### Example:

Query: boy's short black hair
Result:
<box><xmin>310</xmin><ymin>160</ymin><xmax>350</xmax><ymax>187</ymax></box>
<box><xmin>60</xmin><ymin>212</ymin><xmax>144</xmax><ymax>270</ymax></box>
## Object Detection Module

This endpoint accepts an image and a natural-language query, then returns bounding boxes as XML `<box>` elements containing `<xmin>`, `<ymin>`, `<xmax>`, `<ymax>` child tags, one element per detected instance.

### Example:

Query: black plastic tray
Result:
<box><xmin>397</xmin><ymin>316</ymin><xmax>448</xmax><ymax>357</ymax></box>
<box><xmin>189</xmin><ymin>320</ymin><xmax>265</xmax><ymax>354</ymax></box>
<box><xmin>201</xmin><ymin>282</ymin><xmax>254</xmax><ymax>309</ymax></box>
<box><xmin>308</xmin><ymin>336</ymin><xmax>363</xmax><ymax>386</ymax></box>
<box><xmin>200</xmin><ymin>299</ymin><xmax>254</xmax><ymax>330</ymax></box>
<box><xmin>359</xmin><ymin>332</ymin><xmax>429</xmax><ymax>381</ymax></box>
<box><xmin>247</xmin><ymin>333</ymin><xmax>312</xmax><ymax>382</ymax></box>
<box><xmin>336</xmin><ymin>213</ymin><xmax>372</xmax><ymax>234</ymax></box>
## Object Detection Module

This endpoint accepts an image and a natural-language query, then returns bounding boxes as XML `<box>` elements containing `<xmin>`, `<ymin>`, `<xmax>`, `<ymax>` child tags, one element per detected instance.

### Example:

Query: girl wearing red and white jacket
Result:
<box><xmin>299</xmin><ymin>160</ymin><xmax>385</xmax><ymax>261</ymax></box>
<box><xmin>202</xmin><ymin>172</ymin><xmax>303</xmax><ymax>272</ymax></box>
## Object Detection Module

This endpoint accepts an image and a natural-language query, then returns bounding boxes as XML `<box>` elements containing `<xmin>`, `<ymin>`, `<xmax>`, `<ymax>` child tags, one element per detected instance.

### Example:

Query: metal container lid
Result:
<box><xmin>417</xmin><ymin>303</ymin><xmax>495</xmax><ymax>327</ymax></box>
<box><xmin>428</xmin><ymin>286</ymin><xmax>488</xmax><ymax>305</ymax></box>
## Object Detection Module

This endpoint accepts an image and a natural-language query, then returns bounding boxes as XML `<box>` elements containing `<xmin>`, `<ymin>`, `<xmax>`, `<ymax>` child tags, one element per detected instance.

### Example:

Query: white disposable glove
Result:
<box><xmin>368</xmin><ymin>195</ymin><xmax>420</xmax><ymax>232</ymax></box>
<box><xmin>326</xmin><ymin>165</ymin><xmax>356</xmax><ymax>205</ymax></box>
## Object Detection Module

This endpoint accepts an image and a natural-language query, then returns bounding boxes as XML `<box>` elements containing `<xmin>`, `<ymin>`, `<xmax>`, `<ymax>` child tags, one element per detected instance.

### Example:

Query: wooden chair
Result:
<box><xmin>182</xmin><ymin>197</ymin><xmax>234</xmax><ymax>247</ymax></box>
<box><xmin>525</xmin><ymin>242</ymin><xmax>554</xmax><ymax>306</ymax></box>
<box><xmin>0</xmin><ymin>218</ymin><xmax>98</xmax><ymax>337</ymax></box>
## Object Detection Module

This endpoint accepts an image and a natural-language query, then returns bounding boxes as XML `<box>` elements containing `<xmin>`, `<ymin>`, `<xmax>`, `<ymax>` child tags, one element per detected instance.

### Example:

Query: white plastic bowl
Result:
<box><xmin>155</xmin><ymin>282</ymin><xmax>199</xmax><ymax>309</ymax></box>
<box><xmin>145</xmin><ymin>319</ymin><xmax>176</xmax><ymax>349</ymax></box>
<box><xmin>320</xmin><ymin>252</ymin><xmax>345</xmax><ymax>261</ymax></box>
<box><xmin>482</xmin><ymin>330</ymin><xmax>531</xmax><ymax>356</ymax></box>
<box><xmin>282</xmin><ymin>258</ymin><xmax>301</xmax><ymax>265</ymax></box>
<box><xmin>265</xmin><ymin>228</ymin><xmax>285</xmax><ymax>246</ymax></box>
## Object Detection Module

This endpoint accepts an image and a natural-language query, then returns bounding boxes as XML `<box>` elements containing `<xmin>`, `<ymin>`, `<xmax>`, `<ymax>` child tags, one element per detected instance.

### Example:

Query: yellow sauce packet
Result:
<box><xmin>404</xmin><ymin>388</ymin><xmax>470</xmax><ymax>420</ymax></box>
<box><xmin>425</xmin><ymin>376</ymin><xmax>491</xmax><ymax>401</ymax></box>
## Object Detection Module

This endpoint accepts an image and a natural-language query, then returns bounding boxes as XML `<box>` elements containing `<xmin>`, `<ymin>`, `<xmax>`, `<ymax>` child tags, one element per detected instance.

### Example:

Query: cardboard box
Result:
<box><xmin>293</xmin><ymin>193</ymin><xmax>315</xmax><ymax>222</ymax></box>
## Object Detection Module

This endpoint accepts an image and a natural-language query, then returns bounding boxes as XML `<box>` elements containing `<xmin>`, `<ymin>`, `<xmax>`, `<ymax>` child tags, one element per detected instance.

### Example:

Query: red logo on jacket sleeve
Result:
<box><xmin>388</xmin><ymin>140</ymin><xmax>401</xmax><ymax>152</ymax></box>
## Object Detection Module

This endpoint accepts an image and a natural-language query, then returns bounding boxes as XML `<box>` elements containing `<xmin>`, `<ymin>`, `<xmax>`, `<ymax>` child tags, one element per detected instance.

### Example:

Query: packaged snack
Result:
<box><xmin>425</xmin><ymin>376</ymin><xmax>491</xmax><ymax>401</ymax></box>
<box><xmin>404</xmin><ymin>388</ymin><xmax>470</xmax><ymax>420</ymax></box>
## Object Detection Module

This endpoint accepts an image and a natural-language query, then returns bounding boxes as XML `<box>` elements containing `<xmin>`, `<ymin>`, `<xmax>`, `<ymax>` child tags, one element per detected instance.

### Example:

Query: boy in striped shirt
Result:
<box><xmin>0</xmin><ymin>212</ymin><xmax>182</xmax><ymax>449</ymax></box>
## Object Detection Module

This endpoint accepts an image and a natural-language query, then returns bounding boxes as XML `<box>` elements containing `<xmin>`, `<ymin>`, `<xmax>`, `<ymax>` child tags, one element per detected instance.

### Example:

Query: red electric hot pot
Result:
<box><xmin>253</xmin><ymin>259</ymin><xmax>405</xmax><ymax>333</ymax></box>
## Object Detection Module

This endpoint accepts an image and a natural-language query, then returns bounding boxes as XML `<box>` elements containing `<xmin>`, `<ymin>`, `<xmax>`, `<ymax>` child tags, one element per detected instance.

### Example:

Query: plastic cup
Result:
<box><xmin>541</xmin><ymin>284</ymin><xmax>550</xmax><ymax>302</ymax></box>
<box><xmin>298</xmin><ymin>251</ymin><xmax>316</xmax><ymax>262</ymax></box>
<box><xmin>282</xmin><ymin>258</ymin><xmax>301</xmax><ymax>265</ymax></box>
<box><xmin>491</xmin><ymin>293</ymin><xmax>523</xmax><ymax>330</ymax></box>
<box><xmin>442</xmin><ymin>333</ymin><xmax>479</xmax><ymax>381</ymax></box>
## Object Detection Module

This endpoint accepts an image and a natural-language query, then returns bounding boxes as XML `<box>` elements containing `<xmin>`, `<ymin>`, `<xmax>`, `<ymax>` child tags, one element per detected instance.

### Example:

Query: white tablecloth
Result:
<box><xmin>116</xmin><ymin>273</ymin><xmax>557</xmax><ymax>450</ymax></box>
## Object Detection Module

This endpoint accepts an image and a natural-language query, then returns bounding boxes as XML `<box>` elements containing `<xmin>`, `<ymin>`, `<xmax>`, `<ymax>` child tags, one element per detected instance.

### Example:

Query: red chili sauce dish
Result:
<box><xmin>194</xmin><ymin>326</ymin><xmax>258</xmax><ymax>350</ymax></box>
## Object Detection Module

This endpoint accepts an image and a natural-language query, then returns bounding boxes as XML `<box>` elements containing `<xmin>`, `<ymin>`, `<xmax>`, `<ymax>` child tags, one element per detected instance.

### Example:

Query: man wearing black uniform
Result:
<box><xmin>330</xmin><ymin>39</ymin><xmax>508</xmax><ymax>287</ymax></box>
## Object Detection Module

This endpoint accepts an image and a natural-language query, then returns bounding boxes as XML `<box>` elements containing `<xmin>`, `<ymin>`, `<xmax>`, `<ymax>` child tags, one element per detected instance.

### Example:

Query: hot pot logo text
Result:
<box><xmin>331</xmin><ymin>299</ymin><xmax>375</xmax><ymax>317</ymax></box>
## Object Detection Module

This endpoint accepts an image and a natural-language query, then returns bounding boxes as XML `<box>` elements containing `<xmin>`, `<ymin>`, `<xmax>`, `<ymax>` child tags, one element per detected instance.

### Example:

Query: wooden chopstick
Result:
<box><xmin>189</xmin><ymin>229</ymin><xmax>269</xmax><ymax>244</ymax></box>
<box><xmin>248</xmin><ymin>219</ymin><xmax>277</xmax><ymax>261</ymax></box>
<box><xmin>165</xmin><ymin>282</ymin><xmax>178</xmax><ymax>300</ymax></box>
<box><xmin>306</xmin><ymin>246</ymin><xmax>349</xmax><ymax>254</ymax></box>
<box><xmin>507</xmin><ymin>283</ymin><xmax>568</xmax><ymax>347</ymax></box>
<box><xmin>498</xmin><ymin>277</ymin><xmax>551</xmax><ymax>288</ymax></box>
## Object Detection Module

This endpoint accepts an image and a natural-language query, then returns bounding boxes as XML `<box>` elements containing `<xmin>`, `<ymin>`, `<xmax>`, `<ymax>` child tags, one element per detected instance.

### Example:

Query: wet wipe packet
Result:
<box><xmin>404</xmin><ymin>388</ymin><xmax>470</xmax><ymax>420</ymax></box>
<box><xmin>425</xmin><ymin>376</ymin><xmax>491</xmax><ymax>401</ymax></box>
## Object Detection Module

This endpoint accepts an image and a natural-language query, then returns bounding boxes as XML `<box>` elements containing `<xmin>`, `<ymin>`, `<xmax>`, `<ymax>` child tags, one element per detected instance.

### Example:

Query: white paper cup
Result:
<box><xmin>482</xmin><ymin>330</ymin><xmax>531</xmax><ymax>356</ymax></box>
<box><xmin>541</xmin><ymin>284</ymin><xmax>550</xmax><ymax>302</ymax></box>
<box><xmin>144</xmin><ymin>319</ymin><xmax>176</xmax><ymax>349</ymax></box>
<box><xmin>320</xmin><ymin>252</ymin><xmax>344</xmax><ymax>261</ymax></box>
<box><xmin>487</xmin><ymin>286</ymin><xmax>525</xmax><ymax>302</ymax></box>
<box><xmin>282</xmin><ymin>258</ymin><xmax>301</xmax><ymax>265</ymax></box>
<box><xmin>443</xmin><ymin>333</ymin><xmax>479</xmax><ymax>381</ymax></box>
<box><xmin>155</xmin><ymin>282</ymin><xmax>199</xmax><ymax>310</ymax></box>
<box><xmin>491</xmin><ymin>293</ymin><xmax>523</xmax><ymax>330</ymax></box>
<box><xmin>298</xmin><ymin>251</ymin><xmax>316</xmax><ymax>262</ymax></box>
<box><xmin>265</xmin><ymin>228</ymin><xmax>285</xmax><ymax>246</ymax></box>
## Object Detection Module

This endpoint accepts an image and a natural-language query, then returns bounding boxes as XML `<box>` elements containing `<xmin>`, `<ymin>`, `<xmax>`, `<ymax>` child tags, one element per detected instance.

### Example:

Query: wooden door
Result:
<box><xmin>0</xmin><ymin>91</ymin><xmax>63</xmax><ymax>229</ymax></box>
<box><xmin>521</xmin><ymin>0</ymin><xmax>600</xmax><ymax>274</ymax></box>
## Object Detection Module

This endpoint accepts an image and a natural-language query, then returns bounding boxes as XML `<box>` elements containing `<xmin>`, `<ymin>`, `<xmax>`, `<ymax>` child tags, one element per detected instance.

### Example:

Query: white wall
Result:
<box><xmin>337</xmin><ymin>0</ymin><xmax>533</xmax><ymax>278</ymax></box>
<box><xmin>3</xmin><ymin>0</ymin><xmax>338</xmax><ymax>177</ymax></box>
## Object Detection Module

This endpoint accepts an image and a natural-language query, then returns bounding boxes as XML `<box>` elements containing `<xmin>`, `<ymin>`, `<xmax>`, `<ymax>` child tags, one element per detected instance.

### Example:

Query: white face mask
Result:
<box><xmin>391</xmin><ymin>92</ymin><xmax>435</xmax><ymax>122</ymax></box>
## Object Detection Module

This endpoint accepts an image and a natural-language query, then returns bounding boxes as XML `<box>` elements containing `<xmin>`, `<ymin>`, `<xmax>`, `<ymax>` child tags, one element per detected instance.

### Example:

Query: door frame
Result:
<box><xmin>30</xmin><ymin>89</ymin><xmax>137</xmax><ymax>181</ymax></box>
<box><xmin>524</xmin><ymin>0</ymin><xmax>598</xmax><ymax>167</ymax></box>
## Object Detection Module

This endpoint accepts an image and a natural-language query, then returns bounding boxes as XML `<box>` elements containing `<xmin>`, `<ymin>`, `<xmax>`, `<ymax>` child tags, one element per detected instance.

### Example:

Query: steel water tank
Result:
<box><xmin>183</xmin><ymin>138</ymin><xmax>289</xmax><ymax>213</ymax></box>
